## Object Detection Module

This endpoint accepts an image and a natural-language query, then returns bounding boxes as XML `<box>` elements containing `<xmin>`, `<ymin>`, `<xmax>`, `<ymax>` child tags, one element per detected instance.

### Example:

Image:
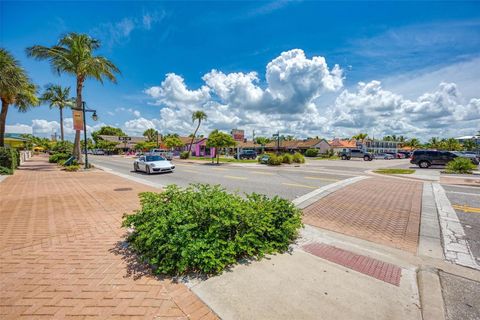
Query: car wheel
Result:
<box><xmin>363</xmin><ymin>156</ymin><xmax>370</xmax><ymax>161</ymax></box>
<box><xmin>341</xmin><ymin>155</ymin><xmax>347</xmax><ymax>160</ymax></box>
<box><xmin>419</xmin><ymin>161</ymin><xmax>430</xmax><ymax>168</ymax></box>
<box><xmin>133</xmin><ymin>163</ymin><xmax>138</xmax><ymax>172</ymax></box>
<box><xmin>146</xmin><ymin>166</ymin><xmax>151</xmax><ymax>174</ymax></box>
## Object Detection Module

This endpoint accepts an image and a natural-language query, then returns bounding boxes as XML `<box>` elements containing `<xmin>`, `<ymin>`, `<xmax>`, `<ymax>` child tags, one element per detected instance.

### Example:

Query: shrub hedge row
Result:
<box><xmin>123</xmin><ymin>184</ymin><xmax>303</xmax><ymax>275</ymax></box>
<box><xmin>0</xmin><ymin>147</ymin><xmax>19</xmax><ymax>174</ymax></box>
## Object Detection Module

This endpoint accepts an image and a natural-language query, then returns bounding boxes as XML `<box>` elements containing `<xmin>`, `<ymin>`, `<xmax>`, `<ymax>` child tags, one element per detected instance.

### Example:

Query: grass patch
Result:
<box><xmin>373</xmin><ymin>168</ymin><xmax>415</xmax><ymax>175</ymax></box>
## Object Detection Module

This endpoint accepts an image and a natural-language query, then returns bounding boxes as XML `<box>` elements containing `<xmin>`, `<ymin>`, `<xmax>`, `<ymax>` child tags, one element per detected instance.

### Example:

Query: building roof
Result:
<box><xmin>328</xmin><ymin>138</ymin><xmax>357</xmax><ymax>148</ymax></box>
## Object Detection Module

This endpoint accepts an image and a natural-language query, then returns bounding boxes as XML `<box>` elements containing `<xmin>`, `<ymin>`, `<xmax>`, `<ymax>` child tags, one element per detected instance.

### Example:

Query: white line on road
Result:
<box><xmin>445</xmin><ymin>191</ymin><xmax>480</xmax><ymax>197</ymax></box>
<box><xmin>282</xmin><ymin>183</ymin><xmax>317</xmax><ymax>189</ymax></box>
<box><xmin>304</xmin><ymin>176</ymin><xmax>340</xmax><ymax>182</ymax></box>
<box><xmin>224</xmin><ymin>175</ymin><xmax>247</xmax><ymax>180</ymax></box>
<box><xmin>432</xmin><ymin>183</ymin><xmax>479</xmax><ymax>270</ymax></box>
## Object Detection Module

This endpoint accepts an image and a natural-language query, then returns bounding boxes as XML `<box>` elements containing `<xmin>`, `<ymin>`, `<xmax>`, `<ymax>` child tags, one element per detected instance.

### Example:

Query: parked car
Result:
<box><xmin>374</xmin><ymin>153</ymin><xmax>394</xmax><ymax>160</ymax></box>
<box><xmin>133</xmin><ymin>155</ymin><xmax>175</xmax><ymax>174</ymax></box>
<box><xmin>234</xmin><ymin>150</ymin><xmax>257</xmax><ymax>160</ymax></box>
<box><xmin>259</xmin><ymin>155</ymin><xmax>270</xmax><ymax>164</ymax></box>
<box><xmin>410</xmin><ymin>150</ymin><xmax>480</xmax><ymax>168</ymax></box>
<box><xmin>150</xmin><ymin>149</ymin><xmax>173</xmax><ymax>160</ymax></box>
<box><xmin>339</xmin><ymin>149</ymin><xmax>373</xmax><ymax>161</ymax></box>
<box><xmin>92</xmin><ymin>149</ymin><xmax>105</xmax><ymax>155</ymax></box>
<box><xmin>398</xmin><ymin>151</ymin><xmax>412</xmax><ymax>158</ymax></box>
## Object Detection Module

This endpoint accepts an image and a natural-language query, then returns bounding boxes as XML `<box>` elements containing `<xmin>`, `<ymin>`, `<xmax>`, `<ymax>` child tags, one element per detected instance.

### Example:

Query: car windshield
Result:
<box><xmin>145</xmin><ymin>156</ymin><xmax>165</xmax><ymax>162</ymax></box>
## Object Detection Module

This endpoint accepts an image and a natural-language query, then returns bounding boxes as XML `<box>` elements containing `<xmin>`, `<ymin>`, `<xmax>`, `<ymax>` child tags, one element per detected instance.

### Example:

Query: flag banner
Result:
<box><xmin>72</xmin><ymin>110</ymin><xmax>84</xmax><ymax>131</ymax></box>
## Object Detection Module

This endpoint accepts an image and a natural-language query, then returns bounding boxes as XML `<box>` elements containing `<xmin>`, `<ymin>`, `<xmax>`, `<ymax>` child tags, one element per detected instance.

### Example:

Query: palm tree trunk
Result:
<box><xmin>0</xmin><ymin>98</ymin><xmax>9</xmax><ymax>147</ymax></box>
<box><xmin>188</xmin><ymin>121</ymin><xmax>201</xmax><ymax>155</ymax></box>
<box><xmin>59</xmin><ymin>107</ymin><xmax>64</xmax><ymax>141</ymax></box>
<box><xmin>73</xmin><ymin>77</ymin><xmax>84</xmax><ymax>160</ymax></box>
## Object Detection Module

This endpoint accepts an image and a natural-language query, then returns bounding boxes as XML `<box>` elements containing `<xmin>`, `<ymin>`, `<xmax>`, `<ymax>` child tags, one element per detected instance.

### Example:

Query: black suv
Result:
<box><xmin>410</xmin><ymin>150</ymin><xmax>479</xmax><ymax>168</ymax></box>
<box><xmin>234</xmin><ymin>150</ymin><xmax>257</xmax><ymax>160</ymax></box>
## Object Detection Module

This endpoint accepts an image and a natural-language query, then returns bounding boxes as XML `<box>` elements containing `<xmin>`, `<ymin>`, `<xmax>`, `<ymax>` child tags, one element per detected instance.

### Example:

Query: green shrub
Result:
<box><xmin>446</xmin><ymin>157</ymin><xmax>477</xmax><ymax>174</ymax></box>
<box><xmin>268</xmin><ymin>154</ymin><xmax>283</xmax><ymax>165</ymax></box>
<box><xmin>292</xmin><ymin>152</ymin><xmax>305</xmax><ymax>164</ymax></box>
<box><xmin>49</xmin><ymin>153</ymin><xmax>70</xmax><ymax>163</ymax></box>
<box><xmin>123</xmin><ymin>184</ymin><xmax>302</xmax><ymax>275</ymax></box>
<box><xmin>0</xmin><ymin>147</ymin><xmax>18</xmax><ymax>171</ymax></box>
<box><xmin>282</xmin><ymin>153</ymin><xmax>293</xmax><ymax>164</ymax></box>
<box><xmin>0</xmin><ymin>166</ymin><xmax>13</xmax><ymax>175</ymax></box>
<box><xmin>51</xmin><ymin>140</ymin><xmax>73</xmax><ymax>154</ymax></box>
<box><xmin>180</xmin><ymin>151</ymin><xmax>190</xmax><ymax>159</ymax></box>
<box><xmin>305</xmin><ymin>149</ymin><xmax>319</xmax><ymax>157</ymax></box>
<box><xmin>64</xmin><ymin>164</ymin><xmax>80</xmax><ymax>172</ymax></box>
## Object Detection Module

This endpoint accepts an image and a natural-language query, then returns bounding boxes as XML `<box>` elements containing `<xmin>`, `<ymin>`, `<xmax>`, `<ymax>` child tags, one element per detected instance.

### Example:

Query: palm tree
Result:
<box><xmin>0</xmin><ymin>49</ymin><xmax>39</xmax><ymax>147</ymax></box>
<box><xmin>27</xmin><ymin>33</ymin><xmax>120</xmax><ymax>160</ymax></box>
<box><xmin>188</xmin><ymin>110</ymin><xmax>207</xmax><ymax>155</ymax></box>
<box><xmin>428</xmin><ymin>137</ymin><xmax>440</xmax><ymax>149</ymax></box>
<box><xmin>40</xmin><ymin>84</ymin><xmax>73</xmax><ymax>141</ymax></box>
<box><xmin>143</xmin><ymin>128</ymin><xmax>157</xmax><ymax>142</ymax></box>
<box><xmin>406</xmin><ymin>138</ymin><xmax>421</xmax><ymax>150</ymax></box>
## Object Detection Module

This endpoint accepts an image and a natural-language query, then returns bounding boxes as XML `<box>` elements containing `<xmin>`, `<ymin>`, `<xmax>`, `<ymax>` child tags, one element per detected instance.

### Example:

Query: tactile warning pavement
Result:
<box><xmin>302</xmin><ymin>177</ymin><xmax>422</xmax><ymax>253</ymax></box>
<box><xmin>302</xmin><ymin>242</ymin><xmax>402</xmax><ymax>286</ymax></box>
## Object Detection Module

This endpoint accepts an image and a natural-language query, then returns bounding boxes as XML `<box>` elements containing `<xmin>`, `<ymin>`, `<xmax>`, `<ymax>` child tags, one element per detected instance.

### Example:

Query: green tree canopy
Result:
<box><xmin>0</xmin><ymin>48</ymin><xmax>39</xmax><ymax>147</ymax></box>
<box><xmin>164</xmin><ymin>136</ymin><xmax>183</xmax><ymax>149</ymax></box>
<box><xmin>91</xmin><ymin>126</ymin><xmax>125</xmax><ymax>144</ymax></box>
<box><xmin>206</xmin><ymin>129</ymin><xmax>237</xmax><ymax>164</ymax></box>
<box><xmin>143</xmin><ymin>128</ymin><xmax>158</xmax><ymax>142</ymax></box>
<box><xmin>40</xmin><ymin>84</ymin><xmax>73</xmax><ymax>141</ymax></box>
<box><xmin>27</xmin><ymin>33</ymin><xmax>120</xmax><ymax>159</ymax></box>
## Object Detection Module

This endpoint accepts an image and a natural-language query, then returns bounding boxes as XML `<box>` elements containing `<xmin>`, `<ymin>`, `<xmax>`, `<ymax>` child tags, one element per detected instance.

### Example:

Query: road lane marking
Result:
<box><xmin>183</xmin><ymin>169</ymin><xmax>199</xmax><ymax>174</ymax></box>
<box><xmin>304</xmin><ymin>176</ymin><xmax>340</xmax><ymax>182</ymax></box>
<box><xmin>282</xmin><ymin>183</ymin><xmax>317</xmax><ymax>189</ymax></box>
<box><xmin>212</xmin><ymin>168</ymin><xmax>229</xmax><ymax>171</ymax></box>
<box><xmin>251</xmin><ymin>171</ymin><xmax>274</xmax><ymax>175</ymax></box>
<box><xmin>452</xmin><ymin>204</ymin><xmax>480</xmax><ymax>214</ymax></box>
<box><xmin>224</xmin><ymin>175</ymin><xmax>247</xmax><ymax>180</ymax></box>
<box><xmin>446</xmin><ymin>191</ymin><xmax>480</xmax><ymax>197</ymax></box>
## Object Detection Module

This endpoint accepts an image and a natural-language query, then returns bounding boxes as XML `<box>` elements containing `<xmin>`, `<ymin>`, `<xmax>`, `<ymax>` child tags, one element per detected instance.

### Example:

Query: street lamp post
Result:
<box><xmin>73</xmin><ymin>101</ymin><xmax>97</xmax><ymax>169</ymax></box>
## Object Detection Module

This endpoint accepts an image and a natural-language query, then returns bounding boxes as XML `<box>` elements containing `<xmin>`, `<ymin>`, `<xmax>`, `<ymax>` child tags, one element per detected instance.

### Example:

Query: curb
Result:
<box><xmin>292</xmin><ymin>176</ymin><xmax>369</xmax><ymax>209</ymax></box>
<box><xmin>418</xmin><ymin>182</ymin><xmax>444</xmax><ymax>259</ymax></box>
<box><xmin>0</xmin><ymin>175</ymin><xmax>10</xmax><ymax>184</ymax></box>
<box><xmin>417</xmin><ymin>267</ymin><xmax>446</xmax><ymax>320</ymax></box>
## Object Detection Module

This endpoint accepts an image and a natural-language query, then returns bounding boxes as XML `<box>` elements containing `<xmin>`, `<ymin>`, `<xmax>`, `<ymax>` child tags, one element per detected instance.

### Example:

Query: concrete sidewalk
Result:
<box><xmin>0</xmin><ymin>157</ymin><xmax>216</xmax><ymax>319</ymax></box>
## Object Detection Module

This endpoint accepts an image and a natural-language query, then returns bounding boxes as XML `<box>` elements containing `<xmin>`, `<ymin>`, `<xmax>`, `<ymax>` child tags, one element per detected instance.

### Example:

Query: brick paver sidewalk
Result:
<box><xmin>303</xmin><ymin>177</ymin><xmax>422</xmax><ymax>253</ymax></box>
<box><xmin>0</xmin><ymin>157</ymin><xmax>217</xmax><ymax>319</ymax></box>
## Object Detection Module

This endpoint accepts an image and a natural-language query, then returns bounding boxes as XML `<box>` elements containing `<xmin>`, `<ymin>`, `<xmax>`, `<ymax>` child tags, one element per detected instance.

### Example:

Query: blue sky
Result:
<box><xmin>2</xmin><ymin>1</ymin><xmax>480</xmax><ymax>140</ymax></box>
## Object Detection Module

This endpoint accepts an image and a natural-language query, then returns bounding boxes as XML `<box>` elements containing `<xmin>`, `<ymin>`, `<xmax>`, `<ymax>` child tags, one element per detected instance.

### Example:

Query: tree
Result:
<box><xmin>462</xmin><ymin>139</ymin><xmax>477</xmax><ymax>151</ymax></box>
<box><xmin>427</xmin><ymin>137</ymin><xmax>441</xmax><ymax>149</ymax></box>
<box><xmin>444</xmin><ymin>138</ymin><xmax>462</xmax><ymax>151</ymax></box>
<box><xmin>27</xmin><ymin>33</ymin><xmax>120</xmax><ymax>160</ymax></box>
<box><xmin>405</xmin><ymin>138</ymin><xmax>421</xmax><ymax>150</ymax></box>
<box><xmin>40</xmin><ymin>84</ymin><xmax>73</xmax><ymax>141</ymax></box>
<box><xmin>134</xmin><ymin>141</ymin><xmax>156</xmax><ymax>151</ymax></box>
<box><xmin>164</xmin><ymin>136</ymin><xmax>183</xmax><ymax>150</ymax></box>
<box><xmin>188</xmin><ymin>110</ymin><xmax>207</xmax><ymax>155</ymax></box>
<box><xmin>143</xmin><ymin>128</ymin><xmax>157</xmax><ymax>143</ymax></box>
<box><xmin>206</xmin><ymin>129</ymin><xmax>237</xmax><ymax>164</ymax></box>
<box><xmin>81</xmin><ymin>138</ymin><xmax>94</xmax><ymax>150</ymax></box>
<box><xmin>91</xmin><ymin>126</ymin><xmax>125</xmax><ymax>144</ymax></box>
<box><xmin>255</xmin><ymin>136</ymin><xmax>270</xmax><ymax>154</ymax></box>
<box><xmin>352</xmin><ymin>133</ymin><xmax>368</xmax><ymax>143</ymax></box>
<box><xmin>0</xmin><ymin>48</ymin><xmax>39</xmax><ymax>147</ymax></box>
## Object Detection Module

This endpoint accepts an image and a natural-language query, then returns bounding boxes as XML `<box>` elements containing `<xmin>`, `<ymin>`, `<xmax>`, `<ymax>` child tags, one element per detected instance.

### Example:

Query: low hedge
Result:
<box><xmin>0</xmin><ymin>166</ymin><xmax>13</xmax><ymax>175</ymax></box>
<box><xmin>293</xmin><ymin>152</ymin><xmax>305</xmax><ymax>164</ymax></box>
<box><xmin>180</xmin><ymin>151</ymin><xmax>190</xmax><ymax>159</ymax></box>
<box><xmin>49</xmin><ymin>153</ymin><xmax>71</xmax><ymax>163</ymax></box>
<box><xmin>0</xmin><ymin>147</ymin><xmax>18</xmax><ymax>172</ymax></box>
<box><xmin>123</xmin><ymin>184</ymin><xmax>303</xmax><ymax>275</ymax></box>
<box><xmin>446</xmin><ymin>157</ymin><xmax>477</xmax><ymax>174</ymax></box>
<box><xmin>305</xmin><ymin>149</ymin><xmax>319</xmax><ymax>157</ymax></box>
<box><xmin>282</xmin><ymin>153</ymin><xmax>293</xmax><ymax>164</ymax></box>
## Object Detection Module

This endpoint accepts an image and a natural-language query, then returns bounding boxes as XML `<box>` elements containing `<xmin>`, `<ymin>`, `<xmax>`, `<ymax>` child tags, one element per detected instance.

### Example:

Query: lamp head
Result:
<box><xmin>92</xmin><ymin>111</ymin><xmax>98</xmax><ymax>121</ymax></box>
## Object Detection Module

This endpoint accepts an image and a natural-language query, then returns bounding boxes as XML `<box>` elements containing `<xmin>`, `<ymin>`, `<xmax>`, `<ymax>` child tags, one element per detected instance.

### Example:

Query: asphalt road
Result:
<box><xmin>443</xmin><ymin>184</ymin><xmax>480</xmax><ymax>263</ymax></box>
<box><xmin>89</xmin><ymin>156</ymin><xmax>370</xmax><ymax>201</ymax></box>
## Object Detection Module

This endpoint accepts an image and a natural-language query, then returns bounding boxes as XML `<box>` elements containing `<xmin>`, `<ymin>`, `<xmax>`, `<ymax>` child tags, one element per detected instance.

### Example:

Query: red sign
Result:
<box><xmin>231</xmin><ymin>129</ymin><xmax>244</xmax><ymax>141</ymax></box>
<box><xmin>72</xmin><ymin>110</ymin><xmax>84</xmax><ymax>131</ymax></box>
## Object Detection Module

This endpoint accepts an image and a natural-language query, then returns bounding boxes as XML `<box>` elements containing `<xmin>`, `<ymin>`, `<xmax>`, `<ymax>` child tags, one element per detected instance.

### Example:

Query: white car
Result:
<box><xmin>133</xmin><ymin>155</ymin><xmax>175</xmax><ymax>174</ymax></box>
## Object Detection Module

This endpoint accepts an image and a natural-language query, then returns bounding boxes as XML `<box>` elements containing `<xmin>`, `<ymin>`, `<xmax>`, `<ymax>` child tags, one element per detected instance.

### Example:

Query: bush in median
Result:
<box><xmin>282</xmin><ymin>153</ymin><xmax>293</xmax><ymax>164</ymax></box>
<box><xmin>122</xmin><ymin>184</ymin><xmax>303</xmax><ymax>275</ymax></box>
<box><xmin>268</xmin><ymin>153</ymin><xmax>283</xmax><ymax>165</ymax></box>
<box><xmin>446</xmin><ymin>157</ymin><xmax>477</xmax><ymax>174</ymax></box>
<box><xmin>180</xmin><ymin>151</ymin><xmax>190</xmax><ymax>159</ymax></box>
<box><xmin>293</xmin><ymin>152</ymin><xmax>305</xmax><ymax>164</ymax></box>
<box><xmin>49</xmin><ymin>153</ymin><xmax>71</xmax><ymax>163</ymax></box>
<box><xmin>305</xmin><ymin>149</ymin><xmax>319</xmax><ymax>157</ymax></box>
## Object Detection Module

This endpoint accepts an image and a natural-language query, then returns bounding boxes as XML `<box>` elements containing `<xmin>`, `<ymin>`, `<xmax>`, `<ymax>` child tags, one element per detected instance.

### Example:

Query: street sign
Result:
<box><xmin>118</xmin><ymin>136</ymin><xmax>132</xmax><ymax>141</ymax></box>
